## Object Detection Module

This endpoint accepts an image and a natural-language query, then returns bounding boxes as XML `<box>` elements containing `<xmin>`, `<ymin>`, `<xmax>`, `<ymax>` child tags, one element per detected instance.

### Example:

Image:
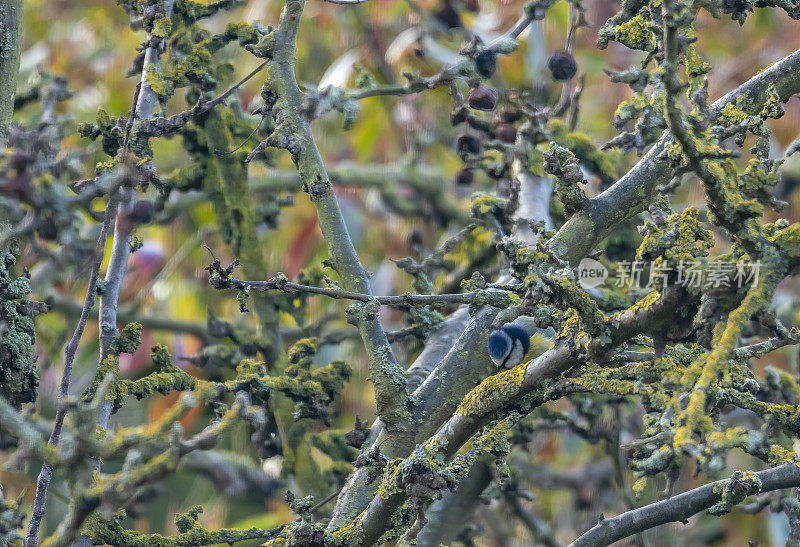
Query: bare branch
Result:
<box><xmin>24</xmin><ymin>173</ymin><xmax>123</xmax><ymax>547</ymax></box>
<box><xmin>209</xmin><ymin>270</ymin><xmax>516</xmax><ymax>308</ymax></box>
<box><xmin>260</xmin><ymin>0</ymin><xmax>414</xmax><ymax>444</ymax></box>
<box><xmin>570</xmin><ymin>464</ymin><xmax>800</xmax><ymax>547</ymax></box>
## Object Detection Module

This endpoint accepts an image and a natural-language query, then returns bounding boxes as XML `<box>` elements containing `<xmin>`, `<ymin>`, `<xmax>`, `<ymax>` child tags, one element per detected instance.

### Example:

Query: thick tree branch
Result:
<box><xmin>329</xmin><ymin>172</ymin><xmax>547</xmax><ymax>528</ymax></box>
<box><xmin>570</xmin><ymin>463</ymin><xmax>800</xmax><ymax>547</ymax></box>
<box><xmin>330</xmin><ymin>140</ymin><xmax>556</xmax><ymax>530</ymax></box>
<box><xmin>546</xmin><ymin>47</ymin><xmax>800</xmax><ymax>266</ymax></box>
<box><xmin>94</xmin><ymin>0</ymin><xmax>175</xmax><ymax>430</ymax></box>
<box><xmin>350</xmin><ymin>277</ymin><xmax>698</xmax><ymax>543</ymax></box>
<box><xmin>261</xmin><ymin>0</ymin><xmax>413</xmax><ymax>443</ymax></box>
<box><xmin>330</xmin><ymin>48</ymin><xmax>800</xmax><ymax>544</ymax></box>
<box><xmin>327</xmin><ymin>306</ymin><xmax>497</xmax><ymax>529</ymax></box>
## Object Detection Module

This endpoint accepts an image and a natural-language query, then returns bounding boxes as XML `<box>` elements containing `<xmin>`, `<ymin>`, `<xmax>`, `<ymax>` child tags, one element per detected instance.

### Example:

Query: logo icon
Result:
<box><xmin>577</xmin><ymin>258</ymin><xmax>608</xmax><ymax>289</ymax></box>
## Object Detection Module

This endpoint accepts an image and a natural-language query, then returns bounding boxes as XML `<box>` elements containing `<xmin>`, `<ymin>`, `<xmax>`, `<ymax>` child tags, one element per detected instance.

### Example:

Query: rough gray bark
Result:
<box><xmin>415</xmin><ymin>459</ymin><xmax>492</xmax><ymax>547</ymax></box>
<box><xmin>93</xmin><ymin>0</ymin><xmax>175</xmax><ymax>463</ymax></box>
<box><xmin>72</xmin><ymin>5</ymin><xmax>176</xmax><ymax>546</ymax></box>
<box><xmin>0</xmin><ymin>0</ymin><xmax>23</xmax><ymax>148</ymax></box>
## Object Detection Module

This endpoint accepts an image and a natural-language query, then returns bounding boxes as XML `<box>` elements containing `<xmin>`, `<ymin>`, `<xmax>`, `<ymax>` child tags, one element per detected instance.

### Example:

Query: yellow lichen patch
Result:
<box><xmin>684</xmin><ymin>39</ymin><xmax>711</xmax><ymax>77</ymax></box>
<box><xmin>546</xmin><ymin>118</ymin><xmax>618</xmax><ymax>182</ymax></box>
<box><xmin>706</xmin><ymin>427</ymin><xmax>748</xmax><ymax>454</ymax></box>
<box><xmin>455</xmin><ymin>363</ymin><xmax>527</xmax><ymax>417</ymax></box>
<box><xmin>613</xmin><ymin>290</ymin><xmax>660</xmax><ymax>322</ymax></box>
<box><xmin>615</xmin><ymin>13</ymin><xmax>657</xmax><ymax>51</ymax></box>
<box><xmin>636</xmin><ymin>206</ymin><xmax>714</xmax><ymax>266</ymax></box>
<box><xmin>327</xmin><ymin>518</ymin><xmax>364</xmax><ymax>546</ymax></box>
<box><xmin>632</xmin><ymin>476</ymin><xmax>648</xmax><ymax>496</ymax></box>
<box><xmin>470</xmin><ymin>193</ymin><xmax>505</xmax><ymax>215</ymax></box>
<box><xmin>675</xmin><ymin>274</ymin><xmax>779</xmax><ymax>447</ymax></box>
<box><xmin>769</xmin><ymin>445</ymin><xmax>800</xmax><ymax>466</ymax></box>
<box><xmin>719</xmin><ymin>102</ymin><xmax>749</xmax><ymax>126</ymax></box>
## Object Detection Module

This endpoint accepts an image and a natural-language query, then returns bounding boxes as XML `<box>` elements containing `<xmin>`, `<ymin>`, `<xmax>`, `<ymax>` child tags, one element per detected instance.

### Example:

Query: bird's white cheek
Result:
<box><xmin>505</xmin><ymin>340</ymin><xmax>525</xmax><ymax>368</ymax></box>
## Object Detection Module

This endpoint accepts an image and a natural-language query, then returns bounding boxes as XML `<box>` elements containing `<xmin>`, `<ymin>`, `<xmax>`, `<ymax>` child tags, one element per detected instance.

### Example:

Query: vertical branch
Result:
<box><xmin>261</xmin><ymin>0</ymin><xmax>413</xmax><ymax>444</ymax></box>
<box><xmin>0</xmin><ymin>0</ymin><xmax>23</xmax><ymax>148</ymax></box>
<box><xmin>95</xmin><ymin>0</ymin><xmax>174</xmax><ymax>432</ymax></box>
<box><xmin>24</xmin><ymin>182</ymin><xmax>122</xmax><ymax>547</ymax></box>
<box><xmin>201</xmin><ymin>107</ymin><xmax>282</xmax><ymax>361</ymax></box>
<box><xmin>70</xmin><ymin>5</ymin><xmax>175</xmax><ymax>545</ymax></box>
<box><xmin>411</xmin><ymin>168</ymin><xmax>555</xmax><ymax>544</ymax></box>
<box><xmin>659</xmin><ymin>0</ymin><xmax>787</xmax><ymax>447</ymax></box>
<box><xmin>331</xmin><ymin>158</ymin><xmax>554</xmax><ymax>529</ymax></box>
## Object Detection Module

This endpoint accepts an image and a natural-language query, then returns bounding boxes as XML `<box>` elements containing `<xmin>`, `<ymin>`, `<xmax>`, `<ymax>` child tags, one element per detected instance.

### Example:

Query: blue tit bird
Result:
<box><xmin>487</xmin><ymin>320</ymin><xmax>531</xmax><ymax>369</ymax></box>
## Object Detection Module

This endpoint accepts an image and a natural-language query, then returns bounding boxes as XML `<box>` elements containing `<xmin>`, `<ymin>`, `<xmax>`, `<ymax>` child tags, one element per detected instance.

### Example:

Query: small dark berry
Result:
<box><xmin>455</xmin><ymin>168</ymin><xmax>474</xmax><ymax>186</ymax></box>
<box><xmin>495</xmin><ymin>123</ymin><xmax>517</xmax><ymax>143</ymax></box>
<box><xmin>486</xmin><ymin>162</ymin><xmax>508</xmax><ymax>180</ymax></box>
<box><xmin>457</xmin><ymin>134</ymin><xmax>482</xmax><ymax>155</ymax></box>
<box><xmin>434</xmin><ymin>3</ymin><xmax>462</xmax><ymax>30</ymax></box>
<box><xmin>468</xmin><ymin>85</ymin><xmax>497</xmax><ymax>111</ymax></box>
<box><xmin>475</xmin><ymin>50</ymin><xmax>497</xmax><ymax>78</ymax></box>
<box><xmin>451</xmin><ymin>105</ymin><xmax>469</xmax><ymax>126</ymax></box>
<box><xmin>408</xmin><ymin>229</ymin><xmax>424</xmax><ymax>249</ymax></box>
<box><xmin>130</xmin><ymin>200</ymin><xmax>155</xmax><ymax>224</ymax></box>
<box><xmin>500</xmin><ymin>109</ymin><xmax>522</xmax><ymax>123</ymax></box>
<box><xmin>547</xmin><ymin>51</ymin><xmax>578</xmax><ymax>81</ymax></box>
<box><xmin>37</xmin><ymin>217</ymin><xmax>58</xmax><ymax>241</ymax></box>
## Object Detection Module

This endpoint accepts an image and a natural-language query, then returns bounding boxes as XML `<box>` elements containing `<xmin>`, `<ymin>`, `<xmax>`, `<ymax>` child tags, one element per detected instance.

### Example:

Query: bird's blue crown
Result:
<box><xmin>487</xmin><ymin>322</ymin><xmax>530</xmax><ymax>367</ymax></box>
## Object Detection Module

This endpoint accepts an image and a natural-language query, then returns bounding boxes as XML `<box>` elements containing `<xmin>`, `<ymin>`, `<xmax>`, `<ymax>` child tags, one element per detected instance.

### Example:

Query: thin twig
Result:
<box><xmin>322</xmin><ymin>0</ymin><xmax>371</xmax><ymax>5</ymax></box>
<box><xmin>199</xmin><ymin>59</ymin><xmax>268</xmax><ymax>112</ymax></box>
<box><xmin>211</xmin><ymin>273</ymin><xmax>516</xmax><ymax>308</ymax></box>
<box><xmin>309</xmin><ymin>486</ymin><xmax>344</xmax><ymax>514</ymax></box>
<box><xmin>135</xmin><ymin>59</ymin><xmax>268</xmax><ymax>139</ymax></box>
<box><xmin>24</xmin><ymin>177</ymin><xmax>122</xmax><ymax>547</ymax></box>
<box><xmin>348</xmin><ymin>11</ymin><xmax>539</xmax><ymax>101</ymax></box>
<box><xmin>120</xmin><ymin>81</ymin><xmax>142</xmax><ymax>157</ymax></box>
